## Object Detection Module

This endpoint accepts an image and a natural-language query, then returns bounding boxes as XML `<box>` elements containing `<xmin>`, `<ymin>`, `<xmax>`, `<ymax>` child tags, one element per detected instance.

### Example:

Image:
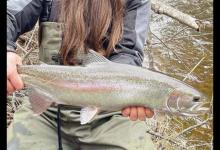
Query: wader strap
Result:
<box><xmin>57</xmin><ymin>104</ymin><xmax>81</xmax><ymax>150</ymax></box>
<box><xmin>57</xmin><ymin>104</ymin><xmax>63</xmax><ymax>150</ymax></box>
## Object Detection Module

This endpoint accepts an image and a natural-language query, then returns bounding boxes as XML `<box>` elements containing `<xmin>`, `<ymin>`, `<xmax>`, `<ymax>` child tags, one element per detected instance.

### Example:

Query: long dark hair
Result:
<box><xmin>59</xmin><ymin>0</ymin><xmax>125</xmax><ymax>65</ymax></box>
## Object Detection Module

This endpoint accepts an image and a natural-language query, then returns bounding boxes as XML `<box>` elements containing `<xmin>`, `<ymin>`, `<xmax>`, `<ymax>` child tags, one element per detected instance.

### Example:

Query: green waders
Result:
<box><xmin>7</xmin><ymin>22</ymin><xmax>157</xmax><ymax>150</ymax></box>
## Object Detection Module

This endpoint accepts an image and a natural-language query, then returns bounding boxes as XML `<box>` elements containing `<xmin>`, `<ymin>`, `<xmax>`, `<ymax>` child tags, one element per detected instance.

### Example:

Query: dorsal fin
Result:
<box><xmin>80</xmin><ymin>49</ymin><xmax>110</xmax><ymax>66</ymax></box>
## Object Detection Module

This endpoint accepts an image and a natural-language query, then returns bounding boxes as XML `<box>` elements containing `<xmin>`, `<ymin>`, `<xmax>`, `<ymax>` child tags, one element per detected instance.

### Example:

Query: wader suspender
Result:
<box><xmin>57</xmin><ymin>105</ymin><xmax>81</xmax><ymax>150</ymax></box>
<box><xmin>57</xmin><ymin>104</ymin><xmax>63</xmax><ymax>150</ymax></box>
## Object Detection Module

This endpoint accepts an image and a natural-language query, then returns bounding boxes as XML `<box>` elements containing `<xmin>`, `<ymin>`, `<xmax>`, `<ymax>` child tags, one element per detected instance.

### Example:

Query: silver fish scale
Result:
<box><xmin>18</xmin><ymin>62</ymin><xmax>202</xmax><ymax>112</ymax></box>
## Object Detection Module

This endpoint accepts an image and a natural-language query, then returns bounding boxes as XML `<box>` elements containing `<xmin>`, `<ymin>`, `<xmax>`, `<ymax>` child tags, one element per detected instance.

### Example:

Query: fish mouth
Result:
<box><xmin>166</xmin><ymin>91</ymin><xmax>209</xmax><ymax>116</ymax></box>
<box><xmin>180</xmin><ymin>102</ymin><xmax>209</xmax><ymax>116</ymax></box>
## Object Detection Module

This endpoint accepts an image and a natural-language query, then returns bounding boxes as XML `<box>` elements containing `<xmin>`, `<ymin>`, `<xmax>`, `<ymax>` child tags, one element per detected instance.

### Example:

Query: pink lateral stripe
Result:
<box><xmin>55</xmin><ymin>80</ymin><xmax>120</xmax><ymax>92</ymax></box>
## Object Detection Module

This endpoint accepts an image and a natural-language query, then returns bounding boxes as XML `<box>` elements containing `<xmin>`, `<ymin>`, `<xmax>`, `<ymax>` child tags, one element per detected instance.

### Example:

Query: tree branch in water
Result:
<box><xmin>151</xmin><ymin>0</ymin><xmax>213</xmax><ymax>32</ymax></box>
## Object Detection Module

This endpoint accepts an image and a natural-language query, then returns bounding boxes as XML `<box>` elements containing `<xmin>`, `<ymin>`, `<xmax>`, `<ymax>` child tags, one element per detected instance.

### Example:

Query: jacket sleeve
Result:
<box><xmin>7</xmin><ymin>0</ymin><xmax>44</xmax><ymax>52</ymax></box>
<box><xmin>109</xmin><ymin>0</ymin><xmax>151</xmax><ymax>66</ymax></box>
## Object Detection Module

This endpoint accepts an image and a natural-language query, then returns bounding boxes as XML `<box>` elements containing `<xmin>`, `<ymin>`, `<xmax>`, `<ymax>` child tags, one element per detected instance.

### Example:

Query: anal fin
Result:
<box><xmin>29</xmin><ymin>89</ymin><xmax>55</xmax><ymax>115</ymax></box>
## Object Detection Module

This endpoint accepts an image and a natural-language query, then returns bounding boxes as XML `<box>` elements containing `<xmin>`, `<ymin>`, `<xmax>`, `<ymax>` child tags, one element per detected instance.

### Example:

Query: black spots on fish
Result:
<box><xmin>138</xmin><ymin>136</ymin><xmax>144</xmax><ymax>140</ymax></box>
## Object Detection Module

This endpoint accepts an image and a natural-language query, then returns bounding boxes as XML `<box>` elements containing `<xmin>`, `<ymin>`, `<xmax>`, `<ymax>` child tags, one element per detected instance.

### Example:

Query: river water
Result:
<box><xmin>143</xmin><ymin>0</ymin><xmax>213</xmax><ymax>149</ymax></box>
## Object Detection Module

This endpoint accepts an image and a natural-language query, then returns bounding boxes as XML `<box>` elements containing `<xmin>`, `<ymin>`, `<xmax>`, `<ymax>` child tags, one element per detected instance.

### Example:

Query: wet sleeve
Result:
<box><xmin>7</xmin><ymin>0</ymin><xmax>43</xmax><ymax>52</ymax></box>
<box><xmin>109</xmin><ymin>0</ymin><xmax>151</xmax><ymax>67</ymax></box>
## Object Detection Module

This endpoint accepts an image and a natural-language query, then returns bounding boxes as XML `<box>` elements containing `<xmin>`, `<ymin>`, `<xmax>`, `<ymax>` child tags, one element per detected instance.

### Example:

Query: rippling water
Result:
<box><xmin>143</xmin><ymin>0</ymin><xmax>213</xmax><ymax>149</ymax></box>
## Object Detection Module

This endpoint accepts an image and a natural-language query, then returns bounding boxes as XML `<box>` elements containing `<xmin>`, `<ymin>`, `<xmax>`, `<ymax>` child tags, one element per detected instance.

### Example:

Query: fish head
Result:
<box><xmin>166</xmin><ymin>85</ymin><xmax>209</xmax><ymax>116</ymax></box>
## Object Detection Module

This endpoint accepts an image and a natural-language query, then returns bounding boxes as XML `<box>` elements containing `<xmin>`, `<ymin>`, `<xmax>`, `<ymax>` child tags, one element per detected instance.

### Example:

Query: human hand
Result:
<box><xmin>122</xmin><ymin>106</ymin><xmax>154</xmax><ymax>121</ymax></box>
<box><xmin>7</xmin><ymin>52</ymin><xmax>24</xmax><ymax>94</ymax></box>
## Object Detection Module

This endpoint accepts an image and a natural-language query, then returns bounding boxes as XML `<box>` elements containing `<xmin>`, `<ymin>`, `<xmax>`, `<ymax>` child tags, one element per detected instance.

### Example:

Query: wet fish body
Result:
<box><xmin>17</xmin><ymin>50</ymin><xmax>208</xmax><ymax>124</ymax></box>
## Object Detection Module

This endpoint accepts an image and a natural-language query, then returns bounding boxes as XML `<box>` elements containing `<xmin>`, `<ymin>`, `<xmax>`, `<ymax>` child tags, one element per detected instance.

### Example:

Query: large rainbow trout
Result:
<box><xmin>17</xmin><ymin>50</ymin><xmax>208</xmax><ymax>124</ymax></box>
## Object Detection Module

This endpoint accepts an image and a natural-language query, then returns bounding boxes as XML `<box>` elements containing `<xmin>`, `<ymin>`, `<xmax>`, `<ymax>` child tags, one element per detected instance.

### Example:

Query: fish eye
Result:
<box><xmin>192</xmin><ymin>96</ymin><xmax>200</xmax><ymax>102</ymax></box>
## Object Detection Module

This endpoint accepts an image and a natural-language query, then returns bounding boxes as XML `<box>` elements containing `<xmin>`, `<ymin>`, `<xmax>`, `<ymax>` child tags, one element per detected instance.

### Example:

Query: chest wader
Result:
<box><xmin>38</xmin><ymin>22</ymin><xmax>63</xmax><ymax>65</ymax></box>
<box><xmin>7</xmin><ymin>21</ymin><xmax>156</xmax><ymax>150</ymax></box>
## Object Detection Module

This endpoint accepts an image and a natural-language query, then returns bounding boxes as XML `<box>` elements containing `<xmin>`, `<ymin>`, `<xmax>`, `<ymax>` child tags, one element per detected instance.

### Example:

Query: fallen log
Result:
<box><xmin>151</xmin><ymin>0</ymin><xmax>213</xmax><ymax>32</ymax></box>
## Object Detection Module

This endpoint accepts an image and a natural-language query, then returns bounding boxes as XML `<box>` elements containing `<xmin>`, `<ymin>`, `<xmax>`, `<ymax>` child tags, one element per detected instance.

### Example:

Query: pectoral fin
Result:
<box><xmin>29</xmin><ymin>89</ymin><xmax>56</xmax><ymax>115</ymax></box>
<box><xmin>80</xmin><ymin>106</ymin><xmax>99</xmax><ymax>125</ymax></box>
